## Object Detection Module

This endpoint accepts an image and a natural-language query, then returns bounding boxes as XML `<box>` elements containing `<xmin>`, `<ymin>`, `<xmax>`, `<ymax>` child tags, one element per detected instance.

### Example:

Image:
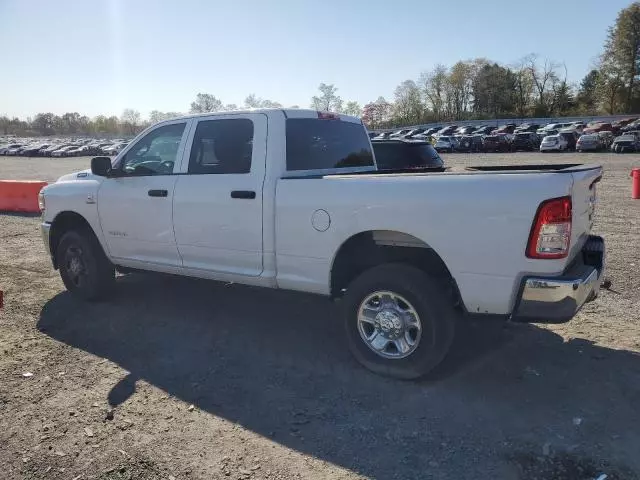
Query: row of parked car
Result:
<box><xmin>0</xmin><ymin>138</ymin><xmax>129</xmax><ymax>157</ymax></box>
<box><xmin>370</xmin><ymin>117</ymin><xmax>640</xmax><ymax>154</ymax></box>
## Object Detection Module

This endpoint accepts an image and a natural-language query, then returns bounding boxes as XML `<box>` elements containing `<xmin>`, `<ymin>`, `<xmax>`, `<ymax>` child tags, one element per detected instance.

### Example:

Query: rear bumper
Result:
<box><xmin>512</xmin><ymin>235</ymin><xmax>605</xmax><ymax>323</ymax></box>
<box><xmin>540</xmin><ymin>144</ymin><xmax>559</xmax><ymax>151</ymax></box>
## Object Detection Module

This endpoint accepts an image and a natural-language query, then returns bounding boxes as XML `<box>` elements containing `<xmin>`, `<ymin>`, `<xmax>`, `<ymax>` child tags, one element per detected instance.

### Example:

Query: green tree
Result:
<box><xmin>343</xmin><ymin>101</ymin><xmax>362</xmax><ymax>117</ymax></box>
<box><xmin>472</xmin><ymin>63</ymin><xmax>516</xmax><ymax>118</ymax></box>
<box><xmin>190</xmin><ymin>93</ymin><xmax>223</xmax><ymax>113</ymax></box>
<box><xmin>601</xmin><ymin>2</ymin><xmax>640</xmax><ymax>111</ymax></box>
<box><xmin>392</xmin><ymin>80</ymin><xmax>424</xmax><ymax>125</ymax></box>
<box><xmin>419</xmin><ymin>65</ymin><xmax>449</xmax><ymax>121</ymax></box>
<box><xmin>311</xmin><ymin>83</ymin><xmax>343</xmax><ymax>112</ymax></box>
<box><xmin>597</xmin><ymin>62</ymin><xmax>625</xmax><ymax>114</ymax></box>
<box><xmin>575</xmin><ymin>69</ymin><xmax>600</xmax><ymax>114</ymax></box>
<box><xmin>552</xmin><ymin>80</ymin><xmax>576</xmax><ymax>116</ymax></box>
<box><xmin>448</xmin><ymin>61</ymin><xmax>474</xmax><ymax>119</ymax></box>
<box><xmin>244</xmin><ymin>94</ymin><xmax>282</xmax><ymax>109</ymax></box>
<box><xmin>0</xmin><ymin>115</ymin><xmax>9</xmax><ymax>135</ymax></box>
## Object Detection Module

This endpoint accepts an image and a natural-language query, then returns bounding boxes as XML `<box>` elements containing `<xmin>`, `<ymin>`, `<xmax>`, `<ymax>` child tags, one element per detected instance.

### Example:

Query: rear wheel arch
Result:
<box><xmin>330</xmin><ymin>230</ymin><xmax>463</xmax><ymax>309</ymax></box>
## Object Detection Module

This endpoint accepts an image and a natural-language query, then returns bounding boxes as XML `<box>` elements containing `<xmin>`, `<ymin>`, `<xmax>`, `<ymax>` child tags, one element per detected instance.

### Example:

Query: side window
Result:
<box><xmin>286</xmin><ymin>119</ymin><xmax>374</xmax><ymax>171</ymax></box>
<box><xmin>119</xmin><ymin>123</ymin><xmax>186</xmax><ymax>176</ymax></box>
<box><xmin>188</xmin><ymin>119</ymin><xmax>254</xmax><ymax>174</ymax></box>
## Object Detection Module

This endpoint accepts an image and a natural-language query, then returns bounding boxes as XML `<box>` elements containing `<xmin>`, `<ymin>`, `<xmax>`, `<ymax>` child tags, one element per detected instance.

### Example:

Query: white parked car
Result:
<box><xmin>39</xmin><ymin>109</ymin><xmax>605</xmax><ymax>379</ymax></box>
<box><xmin>540</xmin><ymin>134</ymin><xmax>569</xmax><ymax>152</ymax></box>
<box><xmin>434</xmin><ymin>136</ymin><xmax>456</xmax><ymax>153</ymax></box>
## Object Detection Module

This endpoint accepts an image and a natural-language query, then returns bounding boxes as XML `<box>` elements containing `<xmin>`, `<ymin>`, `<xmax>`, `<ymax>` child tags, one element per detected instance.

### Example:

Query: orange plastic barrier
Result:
<box><xmin>0</xmin><ymin>180</ymin><xmax>48</xmax><ymax>213</ymax></box>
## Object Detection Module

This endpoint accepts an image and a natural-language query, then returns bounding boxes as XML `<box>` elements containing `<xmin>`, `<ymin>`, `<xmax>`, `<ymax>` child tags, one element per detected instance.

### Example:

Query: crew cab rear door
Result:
<box><xmin>172</xmin><ymin>113</ymin><xmax>267</xmax><ymax>276</ymax></box>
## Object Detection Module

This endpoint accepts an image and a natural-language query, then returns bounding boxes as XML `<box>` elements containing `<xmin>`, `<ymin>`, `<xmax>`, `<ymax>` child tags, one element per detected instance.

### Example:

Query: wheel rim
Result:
<box><xmin>357</xmin><ymin>291</ymin><xmax>422</xmax><ymax>359</ymax></box>
<box><xmin>64</xmin><ymin>244</ymin><xmax>87</xmax><ymax>288</ymax></box>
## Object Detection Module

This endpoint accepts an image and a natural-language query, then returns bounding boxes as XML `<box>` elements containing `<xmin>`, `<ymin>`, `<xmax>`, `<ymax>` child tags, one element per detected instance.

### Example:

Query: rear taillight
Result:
<box><xmin>526</xmin><ymin>196</ymin><xmax>572</xmax><ymax>259</ymax></box>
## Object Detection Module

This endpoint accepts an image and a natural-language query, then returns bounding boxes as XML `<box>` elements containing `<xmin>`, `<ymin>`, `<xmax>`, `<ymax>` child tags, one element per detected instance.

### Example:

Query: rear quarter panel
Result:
<box><xmin>275</xmin><ymin>172</ymin><xmax>575</xmax><ymax>315</ymax></box>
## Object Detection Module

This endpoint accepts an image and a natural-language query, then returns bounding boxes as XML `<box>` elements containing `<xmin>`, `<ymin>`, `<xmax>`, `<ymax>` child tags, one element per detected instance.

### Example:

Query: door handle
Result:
<box><xmin>148</xmin><ymin>189</ymin><xmax>168</xmax><ymax>197</ymax></box>
<box><xmin>230</xmin><ymin>190</ymin><xmax>256</xmax><ymax>199</ymax></box>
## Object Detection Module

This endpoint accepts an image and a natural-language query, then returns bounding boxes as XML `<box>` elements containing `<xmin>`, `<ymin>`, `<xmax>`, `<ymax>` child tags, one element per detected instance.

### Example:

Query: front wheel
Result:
<box><xmin>342</xmin><ymin>264</ymin><xmax>457</xmax><ymax>379</ymax></box>
<box><xmin>58</xmin><ymin>229</ymin><xmax>115</xmax><ymax>301</ymax></box>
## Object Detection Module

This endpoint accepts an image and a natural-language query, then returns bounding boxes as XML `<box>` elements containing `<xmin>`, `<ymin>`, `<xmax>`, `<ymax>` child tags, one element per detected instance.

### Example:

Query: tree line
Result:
<box><xmin>2</xmin><ymin>2</ymin><xmax>639</xmax><ymax>136</ymax></box>
<box><xmin>365</xmin><ymin>3</ymin><xmax>640</xmax><ymax>128</ymax></box>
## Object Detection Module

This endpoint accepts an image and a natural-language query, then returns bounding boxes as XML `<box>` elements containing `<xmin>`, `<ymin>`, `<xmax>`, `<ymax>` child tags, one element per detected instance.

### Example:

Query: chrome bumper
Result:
<box><xmin>512</xmin><ymin>235</ymin><xmax>605</xmax><ymax>323</ymax></box>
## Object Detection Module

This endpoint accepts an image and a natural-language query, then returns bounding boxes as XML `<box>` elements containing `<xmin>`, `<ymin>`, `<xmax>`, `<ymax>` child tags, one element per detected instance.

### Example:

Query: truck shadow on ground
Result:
<box><xmin>38</xmin><ymin>273</ymin><xmax>640</xmax><ymax>479</ymax></box>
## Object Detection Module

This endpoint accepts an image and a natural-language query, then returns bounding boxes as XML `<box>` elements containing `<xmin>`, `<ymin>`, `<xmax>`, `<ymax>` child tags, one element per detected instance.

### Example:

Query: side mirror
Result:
<box><xmin>91</xmin><ymin>156</ymin><xmax>112</xmax><ymax>177</ymax></box>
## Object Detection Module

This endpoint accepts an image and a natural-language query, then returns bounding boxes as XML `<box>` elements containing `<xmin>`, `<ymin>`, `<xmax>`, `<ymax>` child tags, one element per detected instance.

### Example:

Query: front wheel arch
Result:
<box><xmin>49</xmin><ymin>211</ymin><xmax>104</xmax><ymax>269</ymax></box>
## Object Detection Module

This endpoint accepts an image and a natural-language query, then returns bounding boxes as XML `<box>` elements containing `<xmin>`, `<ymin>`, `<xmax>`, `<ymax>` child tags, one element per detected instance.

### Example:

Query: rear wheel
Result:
<box><xmin>343</xmin><ymin>264</ymin><xmax>457</xmax><ymax>380</ymax></box>
<box><xmin>58</xmin><ymin>229</ymin><xmax>115</xmax><ymax>301</ymax></box>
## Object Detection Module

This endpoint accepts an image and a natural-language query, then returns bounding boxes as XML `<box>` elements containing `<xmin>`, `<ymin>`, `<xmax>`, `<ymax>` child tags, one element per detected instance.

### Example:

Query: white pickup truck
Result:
<box><xmin>39</xmin><ymin>109</ymin><xmax>605</xmax><ymax>379</ymax></box>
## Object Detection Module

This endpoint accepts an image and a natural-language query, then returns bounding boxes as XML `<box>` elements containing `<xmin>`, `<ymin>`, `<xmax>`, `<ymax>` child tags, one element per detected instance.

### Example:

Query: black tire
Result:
<box><xmin>58</xmin><ymin>229</ymin><xmax>115</xmax><ymax>301</ymax></box>
<box><xmin>342</xmin><ymin>263</ymin><xmax>457</xmax><ymax>380</ymax></box>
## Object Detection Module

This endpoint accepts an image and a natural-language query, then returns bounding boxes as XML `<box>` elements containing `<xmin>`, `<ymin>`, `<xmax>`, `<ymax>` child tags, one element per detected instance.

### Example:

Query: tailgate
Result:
<box><xmin>569</xmin><ymin>165</ymin><xmax>602</xmax><ymax>261</ymax></box>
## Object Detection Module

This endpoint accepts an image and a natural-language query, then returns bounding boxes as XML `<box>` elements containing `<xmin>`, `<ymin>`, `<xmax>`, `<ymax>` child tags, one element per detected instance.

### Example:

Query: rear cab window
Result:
<box><xmin>286</xmin><ymin>116</ymin><xmax>374</xmax><ymax>172</ymax></box>
<box><xmin>373</xmin><ymin>142</ymin><xmax>444</xmax><ymax>171</ymax></box>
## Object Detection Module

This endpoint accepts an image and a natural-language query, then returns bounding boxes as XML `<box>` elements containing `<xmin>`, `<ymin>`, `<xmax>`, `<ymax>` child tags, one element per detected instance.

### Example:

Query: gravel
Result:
<box><xmin>0</xmin><ymin>153</ymin><xmax>639</xmax><ymax>479</ymax></box>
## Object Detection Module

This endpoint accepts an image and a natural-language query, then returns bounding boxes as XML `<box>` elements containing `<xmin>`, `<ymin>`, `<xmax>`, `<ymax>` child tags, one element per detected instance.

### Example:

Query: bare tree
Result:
<box><xmin>511</xmin><ymin>59</ymin><xmax>534</xmax><ymax>117</ymax></box>
<box><xmin>190</xmin><ymin>93</ymin><xmax>223</xmax><ymax>113</ymax></box>
<box><xmin>121</xmin><ymin>109</ymin><xmax>141</xmax><ymax>135</ymax></box>
<box><xmin>361</xmin><ymin>97</ymin><xmax>392</xmax><ymax>129</ymax></box>
<box><xmin>524</xmin><ymin>54</ymin><xmax>560</xmax><ymax>115</ymax></box>
<box><xmin>244</xmin><ymin>94</ymin><xmax>282</xmax><ymax>109</ymax></box>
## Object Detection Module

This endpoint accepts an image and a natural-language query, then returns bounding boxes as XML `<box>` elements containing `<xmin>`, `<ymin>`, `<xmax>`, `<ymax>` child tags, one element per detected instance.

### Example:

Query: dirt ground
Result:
<box><xmin>1</xmin><ymin>152</ymin><xmax>639</xmax><ymax>480</ymax></box>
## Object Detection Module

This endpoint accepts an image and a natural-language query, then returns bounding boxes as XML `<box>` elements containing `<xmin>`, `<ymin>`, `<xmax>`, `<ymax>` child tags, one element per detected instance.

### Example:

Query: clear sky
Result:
<box><xmin>0</xmin><ymin>0</ymin><xmax>632</xmax><ymax>119</ymax></box>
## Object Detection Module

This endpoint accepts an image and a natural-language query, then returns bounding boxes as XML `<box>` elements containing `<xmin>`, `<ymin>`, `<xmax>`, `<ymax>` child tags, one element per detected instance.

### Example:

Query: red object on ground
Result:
<box><xmin>0</xmin><ymin>290</ymin><xmax>3</xmax><ymax>308</ymax></box>
<box><xmin>0</xmin><ymin>180</ymin><xmax>48</xmax><ymax>213</ymax></box>
<box><xmin>632</xmin><ymin>168</ymin><xmax>640</xmax><ymax>199</ymax></box>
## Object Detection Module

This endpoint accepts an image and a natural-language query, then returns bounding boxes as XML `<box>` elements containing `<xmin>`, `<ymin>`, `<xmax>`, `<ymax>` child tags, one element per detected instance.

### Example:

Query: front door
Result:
<box><xmin>97</xmin><ymin>120</ymin><xmax>190</xmax><ymax>267</ymax></box>
<box><xmin>172</xmin><ymin>113</ymin><xmax>267</xmax><ymax>276</ymax></box>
